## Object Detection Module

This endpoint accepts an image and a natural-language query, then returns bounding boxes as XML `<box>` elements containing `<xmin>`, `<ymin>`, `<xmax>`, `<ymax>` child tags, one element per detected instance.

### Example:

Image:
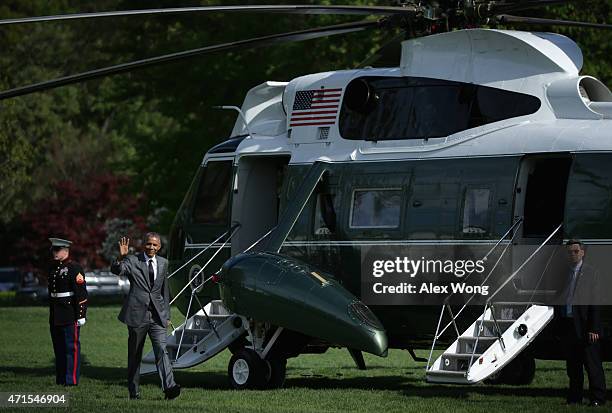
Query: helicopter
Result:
<box><xmin>1</xmin><ymin>0</ymin><xmax>611</xmax><ymax>390</ymax></box>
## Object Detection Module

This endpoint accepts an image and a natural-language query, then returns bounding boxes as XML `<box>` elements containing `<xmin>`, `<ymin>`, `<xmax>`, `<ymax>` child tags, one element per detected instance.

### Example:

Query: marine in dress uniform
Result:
<box><xmin>48</xmin><ymin>238</ymin><xmax>88</xmax><ymax>386</ymax></box>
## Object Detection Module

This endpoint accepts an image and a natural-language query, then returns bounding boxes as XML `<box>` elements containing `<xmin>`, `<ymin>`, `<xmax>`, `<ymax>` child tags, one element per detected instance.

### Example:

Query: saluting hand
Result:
<box><xmin>118</xmin><ymin>236</ymin><xmax>130</xmax><ymax>258</ymax></box>
<box><xmin>588</xmin><ymin>332</ymin><xmax>600</xmax><ymax>343</ymax></box>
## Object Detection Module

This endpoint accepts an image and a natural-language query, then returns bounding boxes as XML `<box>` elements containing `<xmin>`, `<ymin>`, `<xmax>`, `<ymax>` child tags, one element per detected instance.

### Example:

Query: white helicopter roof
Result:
<box><xmin>219</xmin><ymin>29</ymin><xmax>611</xmax><ymax>166</ymax></box>
<box><xmin>400</xmin><ymin>29</ymin><xmax>583</xmax><ymax>86</ymax></box>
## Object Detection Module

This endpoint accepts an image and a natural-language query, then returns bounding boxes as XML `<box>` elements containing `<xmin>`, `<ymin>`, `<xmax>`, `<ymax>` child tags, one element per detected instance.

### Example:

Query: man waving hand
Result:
<box><xmin>111</xmin><ymin>233</ymin><xmax>180</xmax><ymax>400</ymax></box>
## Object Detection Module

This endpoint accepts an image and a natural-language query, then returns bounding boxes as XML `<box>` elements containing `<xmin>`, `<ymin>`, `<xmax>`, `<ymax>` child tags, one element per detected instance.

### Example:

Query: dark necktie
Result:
<box><xmin>148</xmin><ymin>259</ymin><xmax>155</xmax><ymax>287</ymax></box>
<box><xmin>566</xmin><ymin>266</ymin><xmax>579</xmax><ymax>317</ymax></box>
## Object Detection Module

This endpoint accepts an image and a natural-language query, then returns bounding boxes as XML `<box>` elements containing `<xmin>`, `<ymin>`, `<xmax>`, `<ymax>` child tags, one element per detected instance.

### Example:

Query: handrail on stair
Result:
<box><xmin>426</xmin><ymin>218</ymin><xmax>523</xmax><ymax>371</ymax></box>
<box><xmin>169</xmin><ymin>223</ymin><xmax>241</xmax><ymax>306</ymax></box>
<box><xmin>438</xmin><ymin>218</ymin><xmax>524</xmax><ymax>337</ymax></box>
<box><xmin>465</xmin><ymin>223</ymin><xmax>563</xmax><ymax>376</ymax></box>
<box><xmin>486</xmin><ymin>223</ymin><xmax>563</xmax><ymax>304</ymax></box>
<box><xmin>168</xmin><ymin>221</ymin><xmax>284</xmax><ymax>362</ymax></box>
<box><xmin>167</xmin><ymin>222</ymin><xmax>241</xmax><ymax>280</ymax></box>
<box><xmin>169</xmin><ymin>224</ymin><xmax>242</xmax><ymax>361</ymax></box>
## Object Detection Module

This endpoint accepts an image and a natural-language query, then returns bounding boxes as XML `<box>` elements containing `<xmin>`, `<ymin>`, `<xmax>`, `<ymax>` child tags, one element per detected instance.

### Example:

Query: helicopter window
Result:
<box><xmin>192</xmin><ymin>161</ymin><xmax>233</xmax><ymax>225</ymax></box>
<box><xmin>350</xmin><ymin>189</ymin><xmax>401</xmax><ymax>228</ymax></box>
<box><xmin>462</xmin><ymin>188</ymin><xmax>491</xmax><ymax>235</ymax></box>
<box><xmin>339</xmin><ymin>76</ymin><xmax>541</xmax><ymax>141</ymax></box>
<box><xmin>313</xmin><ymin>193</ymin><xmax>337</xmax><ymax>235</ymax></box>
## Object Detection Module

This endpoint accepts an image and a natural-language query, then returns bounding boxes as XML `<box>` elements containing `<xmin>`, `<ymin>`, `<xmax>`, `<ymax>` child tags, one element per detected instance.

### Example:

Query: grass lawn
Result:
<box><xmin>0</xmin><ymin>306</ymin><xmax>610</xmax><ymax>412</ymax></box>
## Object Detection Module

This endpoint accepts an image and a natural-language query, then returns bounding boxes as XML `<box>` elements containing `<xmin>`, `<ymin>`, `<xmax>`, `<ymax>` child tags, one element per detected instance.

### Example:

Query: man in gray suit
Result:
<box><xmin>111</xmin><ymin>232</ymin><xmax>180</xmax><ymax>400</ymax></box>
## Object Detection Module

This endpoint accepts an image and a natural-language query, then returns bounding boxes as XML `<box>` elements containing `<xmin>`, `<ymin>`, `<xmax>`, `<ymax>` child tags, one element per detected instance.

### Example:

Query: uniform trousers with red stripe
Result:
<box><xmin>50</xmin><ymin>322</ymin><xmax>81</xmax><ymax>385</ymax></box>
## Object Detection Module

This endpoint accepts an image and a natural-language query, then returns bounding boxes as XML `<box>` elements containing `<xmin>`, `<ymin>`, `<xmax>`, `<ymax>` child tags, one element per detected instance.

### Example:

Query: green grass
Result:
<box><xmin>0</xmin><ymin>291</ymin><xmax>16</xmax><ymax>306</ymax></box>
<box><xmin>0</xmin><ymin>306</ymin><xmax>609</xmax><ymax>412</ymax></box>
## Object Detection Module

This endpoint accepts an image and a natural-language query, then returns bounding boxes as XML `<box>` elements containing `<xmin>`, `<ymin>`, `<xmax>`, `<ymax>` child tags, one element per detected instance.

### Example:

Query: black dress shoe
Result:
<box><xmin>164</xmin><ymin>385</ymin><xmax>181</xmax><ymax>400</ymax></box>
<box><xmin>129</xmin><ymin>393</ymin><xmax>141</xmax><ymax>400</ymax></box>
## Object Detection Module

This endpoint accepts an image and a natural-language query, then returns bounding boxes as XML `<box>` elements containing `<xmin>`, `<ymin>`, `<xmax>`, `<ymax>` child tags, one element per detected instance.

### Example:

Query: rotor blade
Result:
<box><xmin>0</xmin><ymin>5</ymin><xmax>419</xmax><ymax>26</ymax></box>
<box><xmin>488</xmin><ymin>1</ymin><xmax>574</xmax><ymax>14</ymax></box>
<box><xmin>496</xmin><ymin>14</ymin><xmax>612</xmax><ymax>29</ymax></box>
<box><xmin>357</xmin><ymin>31</ymin><xmax>406</xmax><ymax>68</ymax></box>
<box><xmin>0</xmin><ymin>19</ymin><xmax>381</xmax><ymax>101</ymax></box>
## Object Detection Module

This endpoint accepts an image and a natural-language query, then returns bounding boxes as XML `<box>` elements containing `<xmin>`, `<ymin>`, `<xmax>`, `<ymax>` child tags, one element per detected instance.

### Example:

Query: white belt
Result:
<box><xmin>50</xmin><ymin>292</ymin><xmax>74</xmax><ymax>298</ymax></box>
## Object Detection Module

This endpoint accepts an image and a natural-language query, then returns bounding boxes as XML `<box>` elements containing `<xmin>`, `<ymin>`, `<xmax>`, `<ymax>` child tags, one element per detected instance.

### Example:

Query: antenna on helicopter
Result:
<box><xmin>213</xmin><ymin>106</ymin><xmax>253</xmax><ymax>137</ymax></box>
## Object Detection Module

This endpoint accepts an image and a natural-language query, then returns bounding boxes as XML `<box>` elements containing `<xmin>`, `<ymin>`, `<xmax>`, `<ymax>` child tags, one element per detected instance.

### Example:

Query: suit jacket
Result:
<box><xmin>554</xmin><ymin>262</ymin><xmax>602</xmax><ymax>338</ymax></box>
<box><xmin>111</xmin><ymin>252</ymin><xmax>171</xmax><ymax>328</ymax></box>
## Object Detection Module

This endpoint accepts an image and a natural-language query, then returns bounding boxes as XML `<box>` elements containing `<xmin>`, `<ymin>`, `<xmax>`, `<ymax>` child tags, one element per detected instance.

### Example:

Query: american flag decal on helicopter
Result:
<box><xmin>290</xmin><ymin>87</ymin><xmax>342</xmax><ymax>127</ymax></box>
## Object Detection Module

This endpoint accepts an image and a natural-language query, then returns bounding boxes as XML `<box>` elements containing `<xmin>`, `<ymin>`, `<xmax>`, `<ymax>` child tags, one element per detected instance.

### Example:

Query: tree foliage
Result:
<box><xmin>12</xmin><ymin>174</ymin><xmax>146</xmax><ymax>274</ymax></box>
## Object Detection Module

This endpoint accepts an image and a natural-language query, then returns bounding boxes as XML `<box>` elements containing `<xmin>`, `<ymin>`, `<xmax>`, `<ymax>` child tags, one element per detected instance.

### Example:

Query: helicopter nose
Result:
<box><xmin>218</xmin><ymin>251</ymin><xmax>389</xmax><ymax>357</ymax></box>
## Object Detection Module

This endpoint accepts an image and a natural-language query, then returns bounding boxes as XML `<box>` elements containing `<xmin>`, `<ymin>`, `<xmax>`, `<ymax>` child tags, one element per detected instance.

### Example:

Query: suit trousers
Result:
<box><xmin>561</xmin><ymin>318</ymin><xmax>606</xmax><ymax>404</ymax></box>
<box><xmin>127</xmin><ymin>309</ymin><xmax>176</xmax><ymax>395</ymax></box>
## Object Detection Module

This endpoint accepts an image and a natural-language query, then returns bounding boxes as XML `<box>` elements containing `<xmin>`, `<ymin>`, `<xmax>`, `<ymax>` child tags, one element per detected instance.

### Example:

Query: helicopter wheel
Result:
<box><xmin>485</xmin><ymin>354</ymin><xmax>536</xmax><ymax>385</ymax></box>
<box><xmin>263</xmin><ymin>358</ymin><xmax>287</xmax><ymax>389</ymax></box>
<box><xmin>228</xmin><ymin>348</ymin><xmax>268</xmax><ymax>390</ymax></box>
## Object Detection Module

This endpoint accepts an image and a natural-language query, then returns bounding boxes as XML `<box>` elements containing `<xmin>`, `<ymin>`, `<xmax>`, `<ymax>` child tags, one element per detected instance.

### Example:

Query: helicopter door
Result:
<box><xmin>231</xmin><ymin>155</ymin><xmax>290</xmax><ymax>255</ymax></box>
<box><xmin>176</xmin><ymin>157</ymin><xmax>235</xmax><ymax>303</ymax></box>
<box><xmin>515</xmin><ymin>154</ymin><xmax>572</xmax><ymax>239</ymax></box>
<box><xmin>511</xmin><ymin>154</ymin><xmax>572</xmax><ymax>294</ymax></box>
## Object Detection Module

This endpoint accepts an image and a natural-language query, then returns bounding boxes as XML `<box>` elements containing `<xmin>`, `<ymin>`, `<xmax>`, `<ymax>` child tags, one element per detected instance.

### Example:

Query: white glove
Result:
<box><xmin>77</xmin><ymin>318</ymin><xmax>86</xmax><ymax>326</ymax></box>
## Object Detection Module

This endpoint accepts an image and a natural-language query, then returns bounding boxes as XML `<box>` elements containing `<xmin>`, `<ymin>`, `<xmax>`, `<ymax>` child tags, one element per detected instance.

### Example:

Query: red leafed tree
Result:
<box><xmin>13</xmin><ymin>174</ymin><xmax>147</xmax><ymax>276</ymax></box>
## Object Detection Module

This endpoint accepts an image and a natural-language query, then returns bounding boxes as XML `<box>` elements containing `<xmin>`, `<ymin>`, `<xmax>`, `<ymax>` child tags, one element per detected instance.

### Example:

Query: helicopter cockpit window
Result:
<box><xmin>462</xmin><ymin>188</ymin><xmax>491</xmax><ymax>235</ymax></box>
<box><xmin>192</xmin><ymin>161</ymin><xmax>233</xmax><ymax>225</ymax></box>
<box><xmin>350</xmin><ymin>189</ymin><xmax>401</xmax><ymax>228</ymax></box>
<box><xmin>339</xmin><ymin>76</ymin><xmax>541</xmax><ymax>141</ymax></box>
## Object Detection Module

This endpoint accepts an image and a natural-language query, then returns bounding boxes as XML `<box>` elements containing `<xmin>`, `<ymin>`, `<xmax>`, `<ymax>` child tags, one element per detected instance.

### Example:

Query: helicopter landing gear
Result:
<box><xmin>228</xmin><ymin>348</ymin><xmax>268</xmax><ymax>389</ymax></box>
<box><xmin>227</xmin><ymin>318</ymin><xmax>287</xmax><ymax>389</ymax></box>
<box><xmin>263</xmin><ymin>358</ymin><xmax>287</xmax><ymax>389</ymax></box>
<box><xmin>228</xmin><ymin>334</ymin><xmax>249</xmax><ymax>355</ymax></box>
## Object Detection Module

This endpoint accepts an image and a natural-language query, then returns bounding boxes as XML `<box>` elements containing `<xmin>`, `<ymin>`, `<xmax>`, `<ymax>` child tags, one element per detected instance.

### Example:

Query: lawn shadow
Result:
<box><xmin>85</xmin><ymin>365</ymin><xmax>231</xmax><ymax>390</ymax></box>
<box><xmin>0</xmin><ymin>364</ymin><xmax>125</xmax><ymax>383</ymax></box>
<box><xmin>0</xmin><ymin>363</ymin><xmax>231</xmax><ymax>391</ymax></box>
<box><xmin>0</xmin><ymin>365</ymin><xmax>56</xmax><ymax>379</ymax></box>
<box><xmin>83</xmin><ymin>365</ymin><xmax>231</xmax><ymax>390</ymax></box>
<box><xmin>4</xmin><ymin>362</ymin><xmax>610</xmax><ymax>402</ymax></box>
<box><xmin>284</xmin><ymin>374</ymin><xmax>575</xmax><ymax>399</ymax></box>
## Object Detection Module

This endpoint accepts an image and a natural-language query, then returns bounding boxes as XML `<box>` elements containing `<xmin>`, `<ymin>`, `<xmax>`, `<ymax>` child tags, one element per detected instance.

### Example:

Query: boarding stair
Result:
<box><xmin>425</xmin><ymin>221</ymin><xmax>561</xmax><ymax>384</ymax></box>
<box><xmin>141</xmin><ymin>300</ymin><xmax>245</xmax><ymax>374</ymax></box>
<box><xmin>426</xmin><ymin>302</ymin><xmax>553</xmax><ymax>383</ymax></box>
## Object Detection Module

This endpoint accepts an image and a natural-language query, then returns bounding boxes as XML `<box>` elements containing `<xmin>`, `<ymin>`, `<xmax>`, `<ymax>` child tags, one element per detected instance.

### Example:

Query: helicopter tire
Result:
<box><xmin>485</xmin><ymin>354</ymin><xmax>536</xmax><ymax>385</ymax></box>
<box><xmin>263</xmin><ymin>358</ymin><xmax>287</xmax><ymax>389</ymax></box>
<box><xmin>228</xmin><ymin>348</ymin><xmax>268</xmax><ymax>390</ymax></box>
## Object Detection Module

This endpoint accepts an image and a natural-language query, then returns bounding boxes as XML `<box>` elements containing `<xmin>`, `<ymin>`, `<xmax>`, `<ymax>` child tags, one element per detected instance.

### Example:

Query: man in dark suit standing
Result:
<box><xmin>557</xmin><ymin>240</ymin><xmax>606</xmax><ymax>406</ymax></box>
<box><xmin>111</xmin><ymin>232</ymin><xmax>180</xmax><ymax>400</ymax></box>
